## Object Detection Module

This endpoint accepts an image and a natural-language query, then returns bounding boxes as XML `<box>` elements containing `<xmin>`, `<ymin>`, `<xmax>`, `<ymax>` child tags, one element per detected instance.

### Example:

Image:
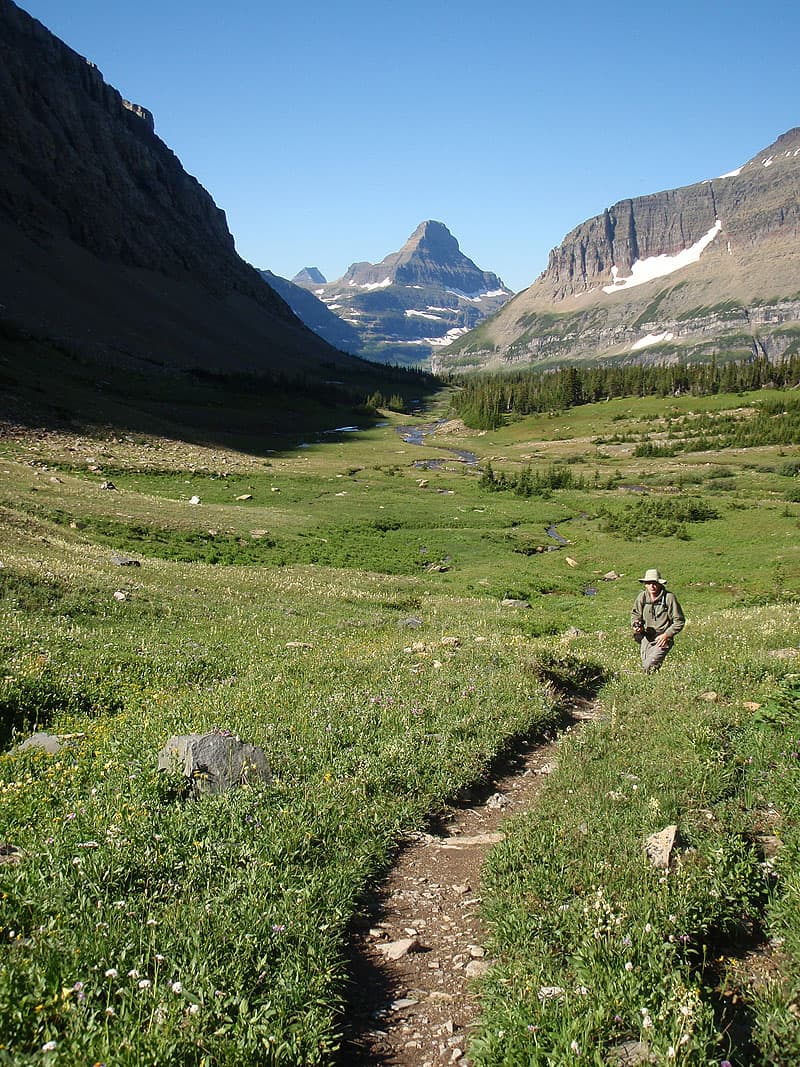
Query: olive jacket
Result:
<box><xmin>630</xmin><ymin>588</ymin><xmax>685</xmax><ymax>644</ymax></box>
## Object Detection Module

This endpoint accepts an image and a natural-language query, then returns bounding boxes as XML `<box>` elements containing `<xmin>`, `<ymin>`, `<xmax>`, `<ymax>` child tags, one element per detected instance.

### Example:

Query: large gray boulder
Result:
<box><xmin>158</xmin><ymin>730</ymin><xmax>271</xmax><ymax>796</ymax></box>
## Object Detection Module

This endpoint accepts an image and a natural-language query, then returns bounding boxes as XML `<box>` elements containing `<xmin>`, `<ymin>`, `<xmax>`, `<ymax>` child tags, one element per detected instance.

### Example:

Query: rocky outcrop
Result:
<box><xmin>435</xmin><ymin>129</ymin><xmax>800</xmax><ymax>372</ymax></box>
<box><xmin>293</xmin><ymin>221</ymin><xmax>513</xmax><ymax>366</ymax></box>
<box><xmin>0</xmin><ymin>0</ymin><xmax>363</xmax><ymax>378</ymax></box>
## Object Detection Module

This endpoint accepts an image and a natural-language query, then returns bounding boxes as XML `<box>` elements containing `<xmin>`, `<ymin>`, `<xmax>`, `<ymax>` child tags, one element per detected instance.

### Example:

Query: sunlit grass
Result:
<box><xmin>1</xmin><ymin>391</ymin><xmax>800</xmax><ymax>1063</ymax></box>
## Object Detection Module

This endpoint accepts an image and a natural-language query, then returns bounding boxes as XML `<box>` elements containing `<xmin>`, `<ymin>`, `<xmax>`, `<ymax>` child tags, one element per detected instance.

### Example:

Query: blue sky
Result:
<box><xmin>16</xmin><ymin>0</ymin><xmax>799</xmax><ymax>293</ymax></box>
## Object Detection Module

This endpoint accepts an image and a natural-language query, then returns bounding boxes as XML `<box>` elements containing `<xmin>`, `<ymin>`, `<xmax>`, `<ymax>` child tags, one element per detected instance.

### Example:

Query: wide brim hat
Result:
<box><xmin>639</xmin><ymin>568</ymin><xmax>666</xmax><ymax>585</ymax></box>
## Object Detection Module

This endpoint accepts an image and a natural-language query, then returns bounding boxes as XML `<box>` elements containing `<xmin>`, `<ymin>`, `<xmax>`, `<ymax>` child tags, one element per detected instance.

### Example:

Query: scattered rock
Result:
<box><xmin>188</xmin><ymin>495</ymin><xmax>201</xmax><ymax>505</ymax></box>
<box><xmin>285</xmin><ymin>641</ymin><xmax>313</xmax><ymax>650</ymax></box>
<box><xmin>379</xmin><ymin>938</ymin><xmax>424</xmax><ymax>961</ymax></box>
<box><xmin>390</xmin><ymin>997</ymin><xmax>419</xmax><ymax>1011</ymax></box>
<box><xmin>743</xmin><ymin>701</ymin><xmax>762</xmax><ymax>711</ymax></box>
<box><xmin>768</xmin><ymin>647</ymin><xmax>800</xmax><ymax>659</ymax></box>
<box><xmin>565</xmin><ymin>556</ymin><xmax>578</xmax><ymax>567</ymax></box>
<box><xmin>436</xmin><ymin>833</ymin><xmax>505</xmax><ymax>849</ymax></box>
<box><xmin>157</xmin><ymin>731</ymin><xmax>272</xmax><ymax>796</ymax></box>
<box><xmin>399</xmin><ymin>616</ymin><xmax>424</xmax><ymax>629</ymax></box>
<box><xmin>537</xmin><ymin>985</ymin><xmax>565</xmax><ymax>1001</ymax></box>
<box><xmin>113</xmin><ymin>590</ymin><xmax>127</xmax><ymax>601</ymax></box>
<box><xmin>464</xmin><ymin>959</ymin><xmax>490</xmax><ymax>979</ymax></box>
<box><xmin>644</xmin><ymin>824</ymin><xmax>678</xmax><ymax>870</ymax></box>
<box><xmin>99</xmin><ymin>480</ymin><xmax>116</xmax><ymax>490</ymax></box>
<box><xmin>235</xmin><ymin>493</ymin><xmax>253</xmax><ymax>501</ymax></box>
<box><xmin>608</xmin><ymin>1040</ymin><xmax>655</xmax><ymax>1065</ymax></box>
<box><xmin>756</xmin><ymin>834</ymin><xmax>782</xmax><ymax>859</ymax></box>
<box><xmin>501</xmin><ymin>598</ymin><xmax>530</xmax><ymax>609</ymax></box>
<box><xmin>0</xmin><ymin>843</ymin><xmax>23</xmax><ymax>866</ymax></box>
<box><xmin>564</xmin><ymin>627</ymin><xmax>585</xmax><ymax>638</ymax></box>
<box><xmin>15</xmin><ymin>731</ymin><xmax>62</xmax><ymax>754</ymax></box>
<box><xmin>111</xmin><ymin>555</ymin><xmax>140</xmax><ymax>567</ymax></box>
<box><xmin>700</xmin><ymin>691</ymin><xmax>719</xmax><ymax>702</ymax></box>
<box><xmin>603</xmin><ymin>571</ymin><xmax>620</xmax><ymax>580</ymax></box>
<box><xmin>417</xmin><ymin>479</ymin><xmax>429</xmax><ymax>488</ymax></box>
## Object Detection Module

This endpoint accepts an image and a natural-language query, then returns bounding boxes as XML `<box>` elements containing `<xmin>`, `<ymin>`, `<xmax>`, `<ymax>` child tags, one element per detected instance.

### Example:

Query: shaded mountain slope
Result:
<box><xmin>259</xmin><ymin>270</ymin><xmax>363</xmax><ymax>355</ymax></box>
<box><xmin>434</xmin><ymin>130</ymin><xmax>800</xmax><ymax>372</ymax></box>
<box><xmin>0</xmin><ymin>0</ymin><xmax>367</xmax><ymax>380</ymax></box>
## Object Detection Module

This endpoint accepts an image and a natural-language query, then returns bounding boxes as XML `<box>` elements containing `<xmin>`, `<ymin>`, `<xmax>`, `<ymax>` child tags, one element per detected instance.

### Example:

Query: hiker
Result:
<box><xmin>630</xmin><ymin>568</ymin><xmax>685</xmax><ymax>674</ymax></box>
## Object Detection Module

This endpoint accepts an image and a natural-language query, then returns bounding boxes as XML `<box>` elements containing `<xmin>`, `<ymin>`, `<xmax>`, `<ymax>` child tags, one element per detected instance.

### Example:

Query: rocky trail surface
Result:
<box><xmin>341</xmin><ymin>698</ymin><xmax>600</xmax><ymax>1066</ymax></box>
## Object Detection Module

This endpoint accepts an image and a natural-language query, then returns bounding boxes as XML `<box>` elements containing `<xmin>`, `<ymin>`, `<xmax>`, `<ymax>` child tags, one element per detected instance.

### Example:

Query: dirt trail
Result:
<box><xmin>341</xmin><ymin>698</ymin><xmax>601</xmax><ymax>1066</ymax></box>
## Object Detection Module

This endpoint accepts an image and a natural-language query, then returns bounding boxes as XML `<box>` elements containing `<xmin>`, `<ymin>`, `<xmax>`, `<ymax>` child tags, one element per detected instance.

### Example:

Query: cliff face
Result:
<box><xmin>294</xmin><ymin>221</ymin><xmax>512</xmax><ymax>366</ymax></box>
<box><xmin>434</xmin><ymin>130</ymin><xmax>800</xmax><ymax>372</ymax></box>
<box><xmin>0</xmin><ymin>0</ymin><xmax>357</xmax><ymax>376</ymax></box>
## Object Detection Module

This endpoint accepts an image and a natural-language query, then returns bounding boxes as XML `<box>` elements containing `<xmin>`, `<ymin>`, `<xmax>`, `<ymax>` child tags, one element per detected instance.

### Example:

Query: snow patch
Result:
<box><xmin>352</xmin><ymin>277</ymin><xmax>392</xmax><ymax>290</ymax></box>
<box><xmin>602</xmin><ymin>221</ymin><xmax>722</xmax><ymax>294</ymax></box>
<box><xmin>429</xmin><ymin>327</ymin><xmax>470</xmax><ymax>347</ymax></box>
<box><xmin>717</xmin><ymin>166</ymin><xmax>742</xmax><ymax>178</ymax></box>
<box><xmin>445</xmin><ymin>286</ymin><xmax>508</xmax><ymax>301</ymax></box>
<box><xmin>762</xmin><ymin>156</ymin><xmax>774</xmax><ymax>167</ymax></box>
<box><xmin>631</xmin><ymin>331</ymin><xmax>675</xmax><ymax>352</ymax></box>
<box><xmin>395</xmin><ymin>327</ymin><xmax>470</xmax><ymax>347</ymax></box>
<box><xmin>405</xmin><ymin>310</ymin><xmax>444</xmax><ymax>320</ymax></box>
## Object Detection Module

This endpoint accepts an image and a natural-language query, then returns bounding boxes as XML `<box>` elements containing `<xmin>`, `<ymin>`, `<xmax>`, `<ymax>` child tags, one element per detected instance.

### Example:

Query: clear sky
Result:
<box><xmin>15</xmin><ymin>0</ymin><xmax>800</xmax><ymax>293</ymax></box>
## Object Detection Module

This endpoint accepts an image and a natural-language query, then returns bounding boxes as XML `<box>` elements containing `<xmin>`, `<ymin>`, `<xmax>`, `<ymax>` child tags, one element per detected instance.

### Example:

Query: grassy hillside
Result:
<box><xmin>1</xmin><ymin>388</ymin><xmax>799</xmax><ymax>1064</ymax></box>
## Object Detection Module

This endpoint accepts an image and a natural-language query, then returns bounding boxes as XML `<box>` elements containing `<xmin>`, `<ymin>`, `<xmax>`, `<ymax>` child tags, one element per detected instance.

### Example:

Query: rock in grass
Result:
<box><xmin>0</xmin><ymin>843</ymin><xmax>23</xmax><ymax>866</ymax></box>
<box><xmin>501</xmin><ymin>598</ymin><xmax>531</xmax><ymax>609</ymax></box>
<box><xmin>158</xmin><ymin>731</ymin><xmax>271</xmax><ymax>796</ymax></box>
<box><xmin>644</xmin><ymin>824</ymin><xmax>678</xmax><ymax>869</ymax></box>
<box><xmin>16</xmin><ymin>731</ymin><xmax>61</xmax><ymax>754</ymax></box>
<box><xmin>608</xmin><ymin>1040</ymin><xmax>655</xmax><ymax>1065</ymax></box>
<box><xmin>111</xmin><ymin>555</ymin><xmax>140</xmax><ymax>566</ymax></box>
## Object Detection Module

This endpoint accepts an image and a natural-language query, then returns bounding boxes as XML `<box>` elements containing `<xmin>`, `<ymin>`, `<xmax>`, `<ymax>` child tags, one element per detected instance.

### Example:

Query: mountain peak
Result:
<box><xmin>336</xmin><ymin>220</ymin><xmax>509</xmax><ymax>297</ymax></box>
<box><xmin>402</xmin><ymin>220</ymin><xmax>461</xmax><ymax>259</ymax></box>
<box><xmin>292</xmin><ymin>266</ymin><xmax>327</xmax><ymax>286</ymax></box>
<box><xmin>294</xmin><ymin>222</ymin><xmax>512</xmax><ymax>366</ymax></box>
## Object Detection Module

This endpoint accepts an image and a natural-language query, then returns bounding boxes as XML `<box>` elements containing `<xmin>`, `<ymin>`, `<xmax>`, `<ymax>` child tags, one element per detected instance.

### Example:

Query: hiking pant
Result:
<box><xmin>638</xmin><ymin>635</ymin><xmax>672</xmax><ymax>674</ymax></box>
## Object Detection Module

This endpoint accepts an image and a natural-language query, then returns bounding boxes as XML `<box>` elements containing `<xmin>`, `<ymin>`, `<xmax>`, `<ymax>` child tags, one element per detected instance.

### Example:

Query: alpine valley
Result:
<box><xmin>433</xmin><ymin>128</ymin><xmax>800</xmax><ymax>374</ymax></box>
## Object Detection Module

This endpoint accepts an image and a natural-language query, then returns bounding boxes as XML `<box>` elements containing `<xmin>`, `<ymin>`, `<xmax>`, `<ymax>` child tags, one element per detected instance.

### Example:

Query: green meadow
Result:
<box><xmin>1</xmin><ymin>388</ymin><xmax>799</xmax><ymax>1065</ymax></box>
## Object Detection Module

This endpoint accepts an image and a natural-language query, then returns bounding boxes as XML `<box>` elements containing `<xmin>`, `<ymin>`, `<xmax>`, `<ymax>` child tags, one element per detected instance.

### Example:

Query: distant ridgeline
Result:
<box><xmin>448</xmin><ymin>353</ymin><xmax>800</xmax><ymax>430</ymax></box>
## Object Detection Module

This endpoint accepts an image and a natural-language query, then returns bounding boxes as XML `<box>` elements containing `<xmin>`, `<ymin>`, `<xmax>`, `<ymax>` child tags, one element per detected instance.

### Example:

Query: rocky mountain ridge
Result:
<box><xmin>0</xmin><ymin>0</ymin><xmax>364</xmax><ymax>380</ymax></box>
<box><xmin>434</xmin><ymin>129</ymin><xmax>800</xmax><ymax>372</ymax></box>
<box><xmin>292</xmin><ymin>221</ymin><xmax>513</xmax><ymax>365</ymax></box>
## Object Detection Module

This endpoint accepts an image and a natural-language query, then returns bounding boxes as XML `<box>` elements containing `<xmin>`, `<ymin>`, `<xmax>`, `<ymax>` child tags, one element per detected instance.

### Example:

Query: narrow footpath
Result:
<box><xmin>341</xmin><ymin>698</ymin><xmax>601</xmax><ymax>1067</ymax></box>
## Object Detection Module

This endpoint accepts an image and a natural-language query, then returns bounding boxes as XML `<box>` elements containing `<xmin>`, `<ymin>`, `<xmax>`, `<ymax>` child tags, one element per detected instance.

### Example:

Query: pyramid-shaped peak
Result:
<box><xmin>292</xmin><ymin>266</ymin><xmax>327</xmax><ymax>286</ymax></box>
<box><xmin>403</xmin><ymin>220</ymin><xmax>461</xmax><ymax>258</ymax></box>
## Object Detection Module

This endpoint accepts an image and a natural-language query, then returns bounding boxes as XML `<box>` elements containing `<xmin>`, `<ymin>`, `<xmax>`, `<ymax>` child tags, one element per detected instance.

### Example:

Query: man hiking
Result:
<box><xmin>631</xmin><ymin>568</ymin><xmax>685</xmax><ymax>674</ymax></box>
